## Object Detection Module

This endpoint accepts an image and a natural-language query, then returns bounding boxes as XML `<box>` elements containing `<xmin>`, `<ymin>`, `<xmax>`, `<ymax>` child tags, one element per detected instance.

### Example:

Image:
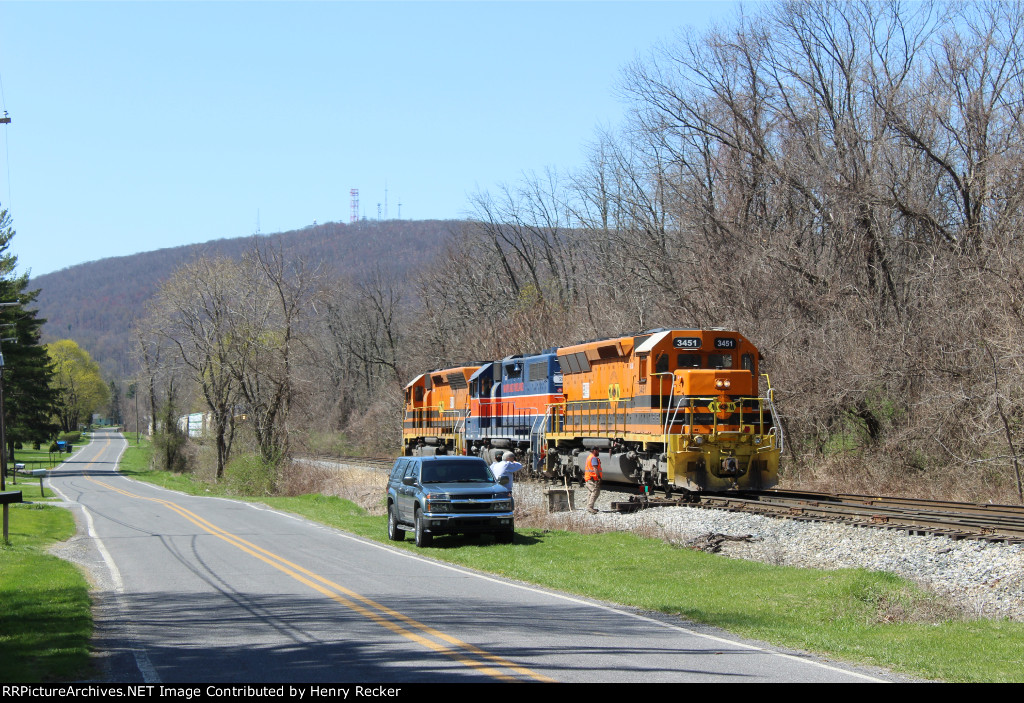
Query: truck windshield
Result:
<box><xmin>421</xmin><ymin>462</ymin><xmax>494</xmax><ymax>483</ymax></box>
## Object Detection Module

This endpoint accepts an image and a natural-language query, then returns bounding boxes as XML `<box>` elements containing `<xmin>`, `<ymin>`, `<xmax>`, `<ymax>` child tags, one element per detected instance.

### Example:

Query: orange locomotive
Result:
<box><xmin>544</xmin><ymin>328</ymin><xmax>781</xmax><ymax>495</ymax></box>
<box><xmin>402</xmin><ymin>364</ymin><xmax>480</xmax><ymax>457</ymax></box>
<box><xmin>402</xmin><ymin>329</ymin><xmax>782</xmax><ymax>496</ymax></box>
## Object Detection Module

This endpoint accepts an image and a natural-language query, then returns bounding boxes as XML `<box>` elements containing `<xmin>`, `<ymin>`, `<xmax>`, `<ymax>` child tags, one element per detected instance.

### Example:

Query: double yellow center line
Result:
<box><xmin>85</xmin><ymin>473</ymin><xmax>555</xmax><ymax>682</ymax></box>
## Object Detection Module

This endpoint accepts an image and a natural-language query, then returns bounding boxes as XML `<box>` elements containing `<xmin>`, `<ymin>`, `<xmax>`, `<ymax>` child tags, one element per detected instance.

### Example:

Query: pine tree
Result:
<box><xmin>107</xmin><ymin>380</ymin><xmax>123</xmax><ymax>425</ymax></box>
<box><xmin>0</xmin><ymin>206</ymin><xmax>60</xmax><ymax>463</ymax></box>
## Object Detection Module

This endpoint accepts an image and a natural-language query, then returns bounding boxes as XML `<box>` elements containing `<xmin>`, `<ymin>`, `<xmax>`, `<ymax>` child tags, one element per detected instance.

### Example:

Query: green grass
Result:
<box><xmin>102</xmin><ymin>438</ymin><xmax>1024</xmax><ymax>681</ymax></box>
<box><xmin>0</xmin><ymin>504</ymin><xmax>94</xmax><ymax>682</ymax></box>
<box><xmin>4</xmin><ymin>440</ymin><xmax>84</xmax><ymax>502</ymax></box>
<box><xmin>7</xmin><ymin>446</ymin><xmax>65</xmax><ymax>471</ymax></box>
<box><xmin>257</xmin><ymin>500</ymin><xmax>1023</xmax><ymax>682</ymax></box>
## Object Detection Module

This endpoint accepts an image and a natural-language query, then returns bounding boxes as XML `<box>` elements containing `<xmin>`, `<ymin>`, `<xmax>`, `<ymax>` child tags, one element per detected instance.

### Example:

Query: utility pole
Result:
<box><xmin>0</xmin><ymin>116</ymin><xmax>15</xmax><ymax>542</ymax></box>
<box><xmin>0</xmin><ymin>302</ymin><xmax>18</xmax><ymax>492</ymax></box>
<box><xmin>0</xmin><ymin>301</ymin><xmax>21</xmax><ymax>543</ymax></box>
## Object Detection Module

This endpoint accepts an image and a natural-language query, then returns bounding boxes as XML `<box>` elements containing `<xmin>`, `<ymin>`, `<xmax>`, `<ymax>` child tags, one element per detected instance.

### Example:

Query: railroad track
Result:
<box><xmin>612</xmin><ymin>487</ymin><xmax>1024</xmax><ymax>544</ymax></box>
<box><xmin>295</xmin><ymin>454</ymin><xmax>396</xmax><ymax>471</ymax></box>
<box><xmin>297</xmin><ymin>454</ymin><xmax>1024</xmax><ymax>544</ymax></box>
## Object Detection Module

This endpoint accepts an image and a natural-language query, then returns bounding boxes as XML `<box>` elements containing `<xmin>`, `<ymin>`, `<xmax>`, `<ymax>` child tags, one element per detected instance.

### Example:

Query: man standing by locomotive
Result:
<box><xmin>584</xmin><ymin>447</ymin><xmax>602</xmax><ymax>514</ymax></box>
<box><xmin>490</xmin><ymin>451</ymin><xmax>523</xmax><ymax>492</ymax></box>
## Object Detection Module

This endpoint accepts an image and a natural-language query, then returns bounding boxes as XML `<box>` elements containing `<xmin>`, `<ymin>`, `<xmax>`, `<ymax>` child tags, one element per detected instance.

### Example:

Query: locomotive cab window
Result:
<box><xmin>504</xmin><ymin>364</ymin><xmax>522</xmax><ymax>380</ymax></box>
<box><xmin>655</xmin><ymin>353</ymin><xmax>669</xmax><ymax>374</ymax></box>
<box><xmin>413</xmin><ymin>387</ymin><xmax>424</xmax><ymax>402</ymax></box>
<box><xmin>741</xmin><ymin>353</ymin><xmax>755</xmax><ymax>372</ymax></box>
<box><xmin>708</xmin><ymin>353</ymin><xmax>733</xmax><ymax>369</ymax></box>
<box><xmin>677</xmin><ymin>353</ymin><xmax>700</xmax><ymax>368</ymax></box>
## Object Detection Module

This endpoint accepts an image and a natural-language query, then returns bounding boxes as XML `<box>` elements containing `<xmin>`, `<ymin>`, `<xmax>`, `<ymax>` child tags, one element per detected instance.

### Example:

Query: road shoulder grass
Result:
<box><xmin>0</xmin><ymin>432</ymin><xmax>110</xmax><ymax>682</ymax></box>
<box><xmin>0</xmin><ymin>503</ymin><xmax>93</xmax><ymax>682</ymax></box>
<box><xmin>115</xmin><ymin>439</ymin><xmax>1023</xmax><ymax>683</ymax></box>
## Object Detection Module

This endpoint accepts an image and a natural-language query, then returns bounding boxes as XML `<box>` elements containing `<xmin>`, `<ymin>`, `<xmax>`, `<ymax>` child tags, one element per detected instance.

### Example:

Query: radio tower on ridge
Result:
<box><xmin>350</xmin><ymin>189</ymin><xmax>359</xmax><ymax>223</ymax></box>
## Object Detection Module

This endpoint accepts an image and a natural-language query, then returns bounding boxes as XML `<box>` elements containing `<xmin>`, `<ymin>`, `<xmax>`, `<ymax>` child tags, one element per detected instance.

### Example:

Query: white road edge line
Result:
<box><xmin>95</xmin><ymin>434</ymin><xmax>886</xmax><ymax>683</ymax></box>
<box><xmin>49</xmin><ymin>434</ymin><xmax>162</xmax><ymax>684</ymax></box>
<box><xmin>323</xmin><ymin>524</ymin><xmax>889</xmax><ymax>682</ymax></box>
<box><xmin>180</xmin><ymin>496</ymin><xmax>888</xmax><ymax>682</ymax></box>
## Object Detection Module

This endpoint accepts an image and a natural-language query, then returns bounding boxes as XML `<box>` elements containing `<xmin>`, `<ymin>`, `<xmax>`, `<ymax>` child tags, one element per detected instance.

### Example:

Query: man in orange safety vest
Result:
<box><xmin>584</xmin><ymin>447</ymin><xmax>602</xmax><ymax>514</ymax></box>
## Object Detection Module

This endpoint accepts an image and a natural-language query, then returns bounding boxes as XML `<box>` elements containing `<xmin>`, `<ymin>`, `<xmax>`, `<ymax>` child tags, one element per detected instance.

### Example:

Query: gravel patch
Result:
<box><xmin>514</xmin><ymin>483</ymin><xmax>1024</xmax><ymax>622</ymax></box>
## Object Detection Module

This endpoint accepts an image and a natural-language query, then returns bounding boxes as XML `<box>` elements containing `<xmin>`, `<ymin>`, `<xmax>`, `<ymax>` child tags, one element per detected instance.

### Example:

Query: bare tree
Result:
<box><xmin>148</xmin><ymin>256</ymin><xmax>240</xmax><ymax>478</ymax></box>
<box><xmin>227</xmin><ymin>244</ymin><xmax>320</xmax><ymax>465</ymax></box>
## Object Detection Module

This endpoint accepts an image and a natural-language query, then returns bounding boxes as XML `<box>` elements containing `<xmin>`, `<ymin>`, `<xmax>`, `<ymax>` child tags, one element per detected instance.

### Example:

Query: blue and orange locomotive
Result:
<box><xmin>402</xmin><ymin>328</ymin><xmax>782</xmax><ymax>495</ymax></box>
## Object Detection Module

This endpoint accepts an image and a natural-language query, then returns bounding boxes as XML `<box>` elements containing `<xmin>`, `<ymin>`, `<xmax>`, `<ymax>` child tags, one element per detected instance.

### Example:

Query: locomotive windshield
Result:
<box><xmin>708</xmin><ymin>353</ymin><xmax>733</xmax><ymax>368</ymax></box>
<box><xmin>656</xmin><ymin>351</ymin><xmax>735</xmax><ymax>372</ymax></box>
<box><xmin>677</xmin><ymin>354</ymin><xmax>700</xmax><ymax>368</ymax></box>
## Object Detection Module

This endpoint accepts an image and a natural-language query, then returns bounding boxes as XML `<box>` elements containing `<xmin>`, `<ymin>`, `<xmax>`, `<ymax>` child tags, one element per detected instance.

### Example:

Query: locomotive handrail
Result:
<box><xmin>670</xmin><ymin>394</ymin><xmax>777</xmax><ymax>439</ymax></box>
<box><xmin>541</xmin><ymin>393</ymin><xmax>776</xmax><ymax>439</ymax></box>
<box><xmin>653</xmin><ymin>372</ymin><xmax>677</xmax><ymax>436</ymax></box>
<box><xmin>761</xmin><ymin>373</ymin><xmax>785</xmax><ymax>452</ymax></box>
<box><xmin>529</xmin><ymin>412</ymin><xmax>549</xmax><ymax>470</ymax></box>
<box><xmin>545</xmin><ymin>403</ymin><xmax>562</xmax><ymax>434</ymax></box>
<box><xmin>546</xmin><ymin>398</ymin><xmax>629</xmax><ymax>435</ymax></box>
<box><xmin>474</xmin><ymin>399</ymin><xmax>541</xmax><ymax>422</ymax></box>
<box><xmin>454</xmin><ymin>409</ymin><xmax>471</xmax><ymax>455</ymax></box>
<box><xmin>438</xmin><ymin>407</ymin><xmax>470</xmax><ymax>436</ymax></box>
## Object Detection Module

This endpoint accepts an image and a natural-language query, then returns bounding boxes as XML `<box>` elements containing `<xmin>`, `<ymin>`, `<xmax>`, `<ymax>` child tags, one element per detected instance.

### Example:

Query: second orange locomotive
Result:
<box><xmin>402</xmin><ymin>328</ymin><xmax>782</xmax><ymax>495</ymax></box>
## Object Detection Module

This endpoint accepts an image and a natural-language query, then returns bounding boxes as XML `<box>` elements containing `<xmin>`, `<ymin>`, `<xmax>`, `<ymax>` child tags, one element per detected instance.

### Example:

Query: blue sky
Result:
<box><xmin>0</xmin><ymin>1</ymin><xmax>739</xmax><ymax>278</ymax></box>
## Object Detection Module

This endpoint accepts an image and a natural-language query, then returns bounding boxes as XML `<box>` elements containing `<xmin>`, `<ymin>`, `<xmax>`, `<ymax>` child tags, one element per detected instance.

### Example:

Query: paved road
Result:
<box><xmin>49</xmin><ymin>430</ymin><xmax>894</xmax><ymax>683</ymax></box>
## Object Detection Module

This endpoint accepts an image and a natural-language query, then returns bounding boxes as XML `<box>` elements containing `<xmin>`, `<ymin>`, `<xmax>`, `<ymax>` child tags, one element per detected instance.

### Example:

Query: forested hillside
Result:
<box><xmin>256</xmin><ymin>0</ymin><xmax>1020</xmax><ymax>504</ymax></box>
<box><xmin>29</xmin><ymin>2</ymin><xmax>1024</xmax><ymax>505</ymax></box>
<box><xmin>30</xmin><ymin>219</ymin><xmax>456</xmax><ymax>376</ymax></box>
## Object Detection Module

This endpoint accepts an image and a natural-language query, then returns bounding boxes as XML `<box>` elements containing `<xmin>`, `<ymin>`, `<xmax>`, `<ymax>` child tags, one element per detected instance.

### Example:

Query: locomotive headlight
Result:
<box><xmin>693</xmin><ymin>435</ymin><xmax>705</xmax><ymax>446</ymax></box>
<box><xmin>715</xmin><ymin>379</ymin><xmax>732</xmax><ymax>390</ymax></box>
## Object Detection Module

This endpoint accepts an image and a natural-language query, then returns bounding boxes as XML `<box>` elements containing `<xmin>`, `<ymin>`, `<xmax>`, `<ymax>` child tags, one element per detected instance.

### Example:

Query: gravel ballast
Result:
<box><xmin>516</xmin><ymin>483</ymin><xmax>1024</xmax><ymax>622</ymax></box>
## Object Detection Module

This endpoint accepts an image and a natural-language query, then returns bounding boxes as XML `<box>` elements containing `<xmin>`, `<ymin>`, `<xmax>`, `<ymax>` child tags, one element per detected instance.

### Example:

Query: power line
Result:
<box><xmin>0</xmin><ymin>68</ymin><xmax>11</xmax><ymax>209</ymax></box>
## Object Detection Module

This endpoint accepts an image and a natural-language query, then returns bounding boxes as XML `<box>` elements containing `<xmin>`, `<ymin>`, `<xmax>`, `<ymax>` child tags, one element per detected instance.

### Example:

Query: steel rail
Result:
<box><xmin>610</xmin><ymin>488</ymin><xmax>1024</xmax><ymax>543</ymax></box>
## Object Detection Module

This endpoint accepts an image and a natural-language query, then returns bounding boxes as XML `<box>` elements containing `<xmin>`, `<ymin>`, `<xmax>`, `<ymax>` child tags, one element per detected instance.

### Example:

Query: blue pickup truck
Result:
<box><xmin>386</xmin><ymin>456</ymin><xmax>514</xmax><ymax>547</ymax></box>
